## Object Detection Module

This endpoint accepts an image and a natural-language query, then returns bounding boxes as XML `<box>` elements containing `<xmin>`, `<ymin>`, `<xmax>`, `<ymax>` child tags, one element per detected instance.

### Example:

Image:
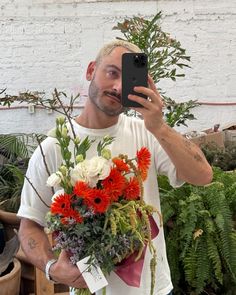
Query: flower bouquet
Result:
<box><xmin>46</xmin><ymin>117</ymin><xmax>160</xmax><ymax>295</ymax></box>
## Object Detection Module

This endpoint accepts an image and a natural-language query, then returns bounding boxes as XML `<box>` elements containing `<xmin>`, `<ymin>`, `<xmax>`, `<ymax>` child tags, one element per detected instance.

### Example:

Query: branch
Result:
<box><xmin>25</xmin><ymin>175</ymin><xmax>50</xmax><ymax>208</ymax></box>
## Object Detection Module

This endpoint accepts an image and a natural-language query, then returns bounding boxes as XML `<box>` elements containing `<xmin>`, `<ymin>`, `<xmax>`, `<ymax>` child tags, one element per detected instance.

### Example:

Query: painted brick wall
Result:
<box><xmin>0</xmin><ymin>0</ymin><xmax>235</xmax><ymax>134</ymax></box>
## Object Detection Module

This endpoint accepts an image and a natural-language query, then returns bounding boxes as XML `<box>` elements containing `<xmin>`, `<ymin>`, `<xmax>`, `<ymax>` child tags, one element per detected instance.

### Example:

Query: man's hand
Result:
<box><xmin>50</xmin><ymin>250</ymin><xmax>87</xmax><ymax>289</ymax></box>
<box><xmin>128</xmin><ymin>75</ymin><xmax>165</xmax><ymax>133</ymax></box>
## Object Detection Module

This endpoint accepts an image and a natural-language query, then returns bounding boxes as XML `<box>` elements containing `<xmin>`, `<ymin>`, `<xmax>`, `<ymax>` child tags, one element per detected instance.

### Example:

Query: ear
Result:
<box><xmin>86</xmin><ymin>61</ymin><xmax>96</xmax><ymax>81</ymax></box>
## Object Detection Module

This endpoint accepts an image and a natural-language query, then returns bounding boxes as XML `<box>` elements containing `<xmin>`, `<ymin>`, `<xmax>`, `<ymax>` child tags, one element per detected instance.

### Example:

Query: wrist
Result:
<box><xmin>45</xmin><ymin>259</ymin><xmax>57</xmax><ymax>283</ymax></box>
<box><xmin>152</xmin><ymin>121</ymin><xmax>169</xmax><ymax>139</ymax></box>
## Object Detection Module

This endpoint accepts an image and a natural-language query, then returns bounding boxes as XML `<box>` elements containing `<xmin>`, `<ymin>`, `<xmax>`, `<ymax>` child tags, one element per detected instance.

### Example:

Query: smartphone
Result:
<box><xmin>121</xmin><ymin>52</ymin><xmax>148</xmax><ymax>107</ymax></box>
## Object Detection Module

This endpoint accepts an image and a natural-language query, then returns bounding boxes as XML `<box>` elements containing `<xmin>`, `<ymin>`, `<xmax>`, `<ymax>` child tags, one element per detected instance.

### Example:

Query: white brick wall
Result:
<box><xmin>0</xmin><ymin>0</ymin><xmax>236</xmax><ymax>134</ymax></box>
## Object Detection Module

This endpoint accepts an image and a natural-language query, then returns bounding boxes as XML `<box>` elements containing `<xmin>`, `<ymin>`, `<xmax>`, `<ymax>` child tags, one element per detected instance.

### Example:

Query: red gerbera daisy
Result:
<box><xmin>102</xmin><ymin>168</ymin><xmax>126</xmax><ymax>201</ymax></box>
<box><xmin>123</xmin><ymin>177</ymin><xmax>141</xmax><ymax>200</ymax></box>
<box><xmin>112</xmin><ymin>157</ymin><xmax>130</xmax><ymax>173</ymax></box>
<box><xmin>61</xmin><ymin>208</ymin><xmax>83</xmax><ymax>225</ymax></box>
<box><xmin>136</xmin><ymin>147</ymin><xmax>151</xmax><ymax>180</ymax></box>
<box><xmin>85</xmin><ymin>189</ymin><xmax>110</xmax><ymax>214</ymax></box>
<box><xmin>50</xmin><ymin>193</ymin><xmax>72</xmax><ymax>215</ymax></box>
<box><xmin>73</xmin><ymin>180</ymin><xmax>90</xmax><ymax>200</ymax></box>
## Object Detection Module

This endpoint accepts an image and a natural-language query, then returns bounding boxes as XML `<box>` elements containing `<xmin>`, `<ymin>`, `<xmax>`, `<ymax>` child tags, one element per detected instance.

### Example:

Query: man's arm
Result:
<box><xmin>18</xmin><ymin>218</ymin><xmax>87</xmax><ymax>288</ymax></box>
<box><xmin>151</xmin><ymin>123</ymin><xmax>212</xmax><ymax>185</ymax></box>
<box><xmin>129</xmin><ymin>76</ymin><xmax>213</xmax><ymax>186</ymax></box>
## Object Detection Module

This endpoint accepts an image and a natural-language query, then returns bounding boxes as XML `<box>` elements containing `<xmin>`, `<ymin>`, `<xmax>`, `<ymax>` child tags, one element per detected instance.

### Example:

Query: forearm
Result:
<box><xmin>18</xmin><ymin>217</ymin><xmax>87</xmax><ymax>288</ymax></box>
<box><xmin>18</xmin><ymin>218</ymin><xmax>55</xmax><ymax>271</ymax></box>
<box><xmin>153</xmin><ymin>123</ymin><xmax>213</xmax><ymax>185</ymax></box>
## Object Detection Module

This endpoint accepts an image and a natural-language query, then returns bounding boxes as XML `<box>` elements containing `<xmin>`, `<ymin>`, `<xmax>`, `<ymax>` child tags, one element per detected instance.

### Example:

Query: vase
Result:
<box><xmin>0</xmin><ymin>258</ymin><xmax>21</xmax><ymax>295</ymax></box>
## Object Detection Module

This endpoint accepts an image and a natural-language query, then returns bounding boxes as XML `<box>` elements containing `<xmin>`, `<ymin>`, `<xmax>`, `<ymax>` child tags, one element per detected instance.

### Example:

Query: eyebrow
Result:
<box><xmin>106</xmin><ymin>64</ymin><xmax>121</xmax><ymax>72</ymax></box>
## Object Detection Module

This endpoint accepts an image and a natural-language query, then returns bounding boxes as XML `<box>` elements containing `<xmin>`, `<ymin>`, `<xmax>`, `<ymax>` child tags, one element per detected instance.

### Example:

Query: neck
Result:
<box><xmin>75</xmin><ymin>101</ymin><xmax>120</xmax><ymax>129</ymax></box>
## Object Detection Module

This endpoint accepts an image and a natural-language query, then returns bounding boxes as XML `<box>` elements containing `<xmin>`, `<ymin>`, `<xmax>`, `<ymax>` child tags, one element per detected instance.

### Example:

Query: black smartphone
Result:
<box><xmin>121</xmin><ymin>52</ymin><xmax>148</xmax><ymax>107</ymax></box>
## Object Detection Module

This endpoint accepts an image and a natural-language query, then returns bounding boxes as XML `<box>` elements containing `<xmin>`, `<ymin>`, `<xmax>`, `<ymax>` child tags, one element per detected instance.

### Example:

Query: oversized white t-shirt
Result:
<box><xmin>18</xmin><ymin>114</ymin><xmax>183</xmax><ymax>295</ymax></box>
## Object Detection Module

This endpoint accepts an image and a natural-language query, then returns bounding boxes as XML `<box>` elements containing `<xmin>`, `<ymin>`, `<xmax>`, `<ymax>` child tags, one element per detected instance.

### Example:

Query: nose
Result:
<box><xmin>112</xmin><ymin>79</ymin><xmax>122</xmax><ymax>94</ymax></box>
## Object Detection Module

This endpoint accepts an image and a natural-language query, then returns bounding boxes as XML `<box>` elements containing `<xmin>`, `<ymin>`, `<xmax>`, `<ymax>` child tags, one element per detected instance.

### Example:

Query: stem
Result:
<box><xmin>25</xmin><ymin>175</ymin><xmax>50</xmax><ymax>208</ymax></box>
<box><xmin>35</xmin><ymin>135</ymin><xmax>55</xmax><ymax>196</ymax></box>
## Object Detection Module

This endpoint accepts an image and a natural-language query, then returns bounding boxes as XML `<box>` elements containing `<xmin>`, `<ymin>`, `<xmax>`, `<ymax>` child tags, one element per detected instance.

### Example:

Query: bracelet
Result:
<box><xmin>45</xmin><ymin>259</ymin><xmax>57</xmax><ymax>282</ymax></box>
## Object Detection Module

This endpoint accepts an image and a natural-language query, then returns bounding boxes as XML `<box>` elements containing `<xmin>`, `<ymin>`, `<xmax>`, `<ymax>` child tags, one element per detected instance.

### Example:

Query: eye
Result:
<box><xmin>107</xmin><ymin>70</ymin><xmax>119</xmax><ymax>79</ymax></box>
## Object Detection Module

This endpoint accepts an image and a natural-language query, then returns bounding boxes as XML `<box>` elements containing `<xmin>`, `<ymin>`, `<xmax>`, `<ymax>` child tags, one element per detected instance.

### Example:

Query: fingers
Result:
<box><xmin>128</xmin><ymin>86</ymin><xmax>163</xmax><ymax>109</ymax></box>
<box><xmin>71</xmin><ymin>274</ymin><xmax>88</xmax><ymax>289</ymax></box>
<box><xmin>147</xmin><ymin>75</ymin><xmax>157</xmax><ymax>91</ymax></box>
<box><xmin>53</xmin><ymin>250</ymin><xmax>87</xmax><ymax>288</ymax></box>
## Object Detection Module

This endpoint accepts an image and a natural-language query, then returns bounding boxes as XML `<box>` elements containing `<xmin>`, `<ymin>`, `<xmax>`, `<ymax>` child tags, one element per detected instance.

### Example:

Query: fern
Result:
<box><xmin>159</xmin><ymin>166</ymin><xmax>236</xmax><ymax>294</ymax></box>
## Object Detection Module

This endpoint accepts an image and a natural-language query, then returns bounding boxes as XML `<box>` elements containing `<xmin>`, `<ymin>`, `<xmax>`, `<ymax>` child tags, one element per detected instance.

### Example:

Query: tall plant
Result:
<box><xmin>113</xmin><ymin>12</ymin><xmax>199</xmax><ymax>127</ymax></box>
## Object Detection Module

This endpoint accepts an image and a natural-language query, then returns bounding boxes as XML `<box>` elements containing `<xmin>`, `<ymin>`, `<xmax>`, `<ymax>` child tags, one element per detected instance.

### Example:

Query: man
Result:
<box><xmin>17</xmin><ymin>40</ymin><xmax>213</xmax><ymax>295</ymax></box>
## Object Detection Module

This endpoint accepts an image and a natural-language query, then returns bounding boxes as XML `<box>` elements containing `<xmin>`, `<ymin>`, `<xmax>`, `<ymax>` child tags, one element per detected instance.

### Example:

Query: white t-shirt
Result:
<box><xmin>18</xmin><ymin>114</ymin><xmax>183</xmax><ymax>295</ymax></box>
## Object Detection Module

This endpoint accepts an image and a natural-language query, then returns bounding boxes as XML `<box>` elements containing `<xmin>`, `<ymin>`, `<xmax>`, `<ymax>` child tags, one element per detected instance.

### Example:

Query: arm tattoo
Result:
<box><xmin>28</xmin><ymin>237</ymin><xmax>38</xmax><ymax>250</ymax></box>
<box><xmin>194</xmin><ymin>152</ymin><xmax>204</xmax><ymax>162</ymax></box>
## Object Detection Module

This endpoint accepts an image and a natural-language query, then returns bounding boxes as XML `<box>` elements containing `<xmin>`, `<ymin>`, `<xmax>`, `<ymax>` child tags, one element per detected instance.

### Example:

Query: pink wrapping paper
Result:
<box><xmin>115</xmin><ymin>216</ymin><xmax>159</xmax><ymax>287</ymax></box>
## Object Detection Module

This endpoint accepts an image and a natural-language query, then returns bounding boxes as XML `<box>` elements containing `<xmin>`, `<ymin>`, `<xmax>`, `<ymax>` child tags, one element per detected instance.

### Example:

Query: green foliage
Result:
<box><xmin>159</xmin><ymin>167</ymin><xmax>236</xmax><ymax>294</ymax></box>
<box><xmin>202</xmin><ymin>144</ymin><xmax>236</xmax><ymax>172</ymax></box>
<box><xmin>0</xmin><ymin>133</ymin><xmax>46</xmax><ymax>212</ymax></box>
<box><xmin>113</xmin><ymin>12</ymin><xmax>199</xmax><ymax>127</ymax></box>
<box><xmin>113</xmin><ymin>12</ymin><xmax>191</xmax><ymax>83</ymax></box>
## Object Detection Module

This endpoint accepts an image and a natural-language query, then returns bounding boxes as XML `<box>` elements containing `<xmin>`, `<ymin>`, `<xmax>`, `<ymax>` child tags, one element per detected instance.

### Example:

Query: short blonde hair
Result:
<box><xmin>95</xmin><ymin>40</ymin><xmax>141</xmax><ymax>64</ymax></box>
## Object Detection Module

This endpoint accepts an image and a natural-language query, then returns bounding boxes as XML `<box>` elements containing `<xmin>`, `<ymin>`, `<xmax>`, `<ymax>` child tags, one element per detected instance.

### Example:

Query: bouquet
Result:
<box><xmin>46</xmin><ymin>117</ymin><xmax>160</xmax><ymax>295</ymax></box>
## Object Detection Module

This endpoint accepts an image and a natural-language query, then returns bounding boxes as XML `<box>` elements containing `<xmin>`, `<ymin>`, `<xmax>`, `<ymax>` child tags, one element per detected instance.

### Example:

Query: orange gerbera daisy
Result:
<box><xmin>73</xmin><ymin>180</ymin><xmax>90</xmax><ymax>200</ymax></box>
<box><xmin>102</xmin><ymin>168</ymin><xmax>126</xmax><ymax>201</ymax></box>
<box><xmin>112</xmin><ymin>157</ymin><xmax>130</xmax><ymax>173</ymax></box>
<box><xmin>123</xmin><ymin>177</ymin><xmax>140</xmax><ymax>200</ymax></box>
<box><xmin>136</xmin><ymin>147</ymin><xmax>151</xmax><ymax>180</ymax></box>
<box><xmin>61</xmin><ymin>208</ymin><xmax>83</xmax><ymax>225</ymax></box>
<box><xmin>51</xmin><ymin>193</ymin><xmax>72</xmax><ymax>215</ymax></box>
<box><xmin>85</xmin><ymin>189</ymin><xmax>110</xmax><ymax>214</ymax></box>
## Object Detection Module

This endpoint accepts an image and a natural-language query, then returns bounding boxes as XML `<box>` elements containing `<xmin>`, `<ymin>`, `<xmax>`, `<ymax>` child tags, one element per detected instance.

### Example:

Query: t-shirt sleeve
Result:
<box><xmin>17</xmin><ymin>137</ymin><xmax>60</xmax><ymax>227</ymax></box>
<box><xmin>154</xmin><ymin>142</ymin><xmax>184</xmax><ymax>188</ymax></box>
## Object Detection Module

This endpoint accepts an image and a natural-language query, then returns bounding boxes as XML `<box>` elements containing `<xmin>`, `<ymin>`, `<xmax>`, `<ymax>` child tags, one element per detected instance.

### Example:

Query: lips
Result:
<box><xmin>105</xmin><ymin>92</ymin><xmax>121</xmax><ymax>103</ymax></box>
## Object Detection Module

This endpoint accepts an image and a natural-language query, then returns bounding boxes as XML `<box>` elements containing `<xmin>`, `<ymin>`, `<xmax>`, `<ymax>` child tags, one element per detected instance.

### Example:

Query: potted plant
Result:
<box><xmin>0</xmin><ymin>210</ymin><xmax>21</xmax><ymax>295</ymax></box>
<box><xmin>0</xmin><ymin>133</ymin><xmax>46</xmax><ymax>294</ymax></box>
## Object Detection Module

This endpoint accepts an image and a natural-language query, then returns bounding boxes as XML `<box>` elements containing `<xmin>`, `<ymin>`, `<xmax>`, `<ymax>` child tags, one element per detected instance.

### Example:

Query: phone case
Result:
<box><xmin>121</xmin><ymin>52</ymin><xmax>148</xmax><ymax>107</ymax></box>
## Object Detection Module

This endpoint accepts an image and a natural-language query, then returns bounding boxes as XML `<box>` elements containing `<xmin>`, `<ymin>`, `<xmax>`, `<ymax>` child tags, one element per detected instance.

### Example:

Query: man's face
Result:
<box><xmin>87</xmin><ymin>47</ymin><xmax>130</xmax><ymax>116</ymax></box>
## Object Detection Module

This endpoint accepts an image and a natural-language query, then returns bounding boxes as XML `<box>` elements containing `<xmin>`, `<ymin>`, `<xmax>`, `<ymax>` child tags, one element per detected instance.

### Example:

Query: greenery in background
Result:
<box><xmin>202</xmin><ymin>144</ymin><xmax>236</xmax><ymax>172</ymax></box>
<box><xmin>113</xmin><ymin>12</ymin><xmax>199</xmax><ymax>127</ymax></box>
<box><xmin>159</xmin><ymin>167</ymin><xmax>236</xmax><ymax>295</ymax></box>
<box><xmin>0</xmin><ymin>133</ymin><xmax>46</xmax><ymax>212</ymax></box>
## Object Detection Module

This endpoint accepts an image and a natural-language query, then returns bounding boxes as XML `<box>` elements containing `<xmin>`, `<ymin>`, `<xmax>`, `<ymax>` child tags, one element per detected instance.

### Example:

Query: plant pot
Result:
<box><xmin>0</xmin><ymin>210</ymin><xmax>20</xmax><ymax>240</ymax></box>
<box><xmin>0</xmin><ymin>258</ymin><xmax>21</xmax><ymax>295</ymax></box>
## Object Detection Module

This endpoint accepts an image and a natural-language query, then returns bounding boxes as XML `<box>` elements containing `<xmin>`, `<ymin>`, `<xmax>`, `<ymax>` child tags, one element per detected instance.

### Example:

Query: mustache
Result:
<box><xmin>104</xmin><ymin>91</ymin><xmax>121</xmax><ymax>101</ymax></box>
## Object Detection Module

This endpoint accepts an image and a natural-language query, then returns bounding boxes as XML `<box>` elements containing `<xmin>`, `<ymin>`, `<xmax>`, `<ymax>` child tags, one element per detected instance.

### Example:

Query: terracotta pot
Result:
<box><xmin>0</xmin><ymin>258</ymin><xmax>21</xmax><ymax>295</ymax></box>
<box><xmin>0</xmin><ymin>210</ymin><xmax>20</xmax><ymax>240</ymax></box>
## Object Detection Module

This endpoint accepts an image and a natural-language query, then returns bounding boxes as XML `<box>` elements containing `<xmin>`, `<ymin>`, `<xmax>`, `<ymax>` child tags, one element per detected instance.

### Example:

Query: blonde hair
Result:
<box><xmin>95</xmin><ymin>40</ymin><xmax>141</xmax><ymax>64</ymax></box>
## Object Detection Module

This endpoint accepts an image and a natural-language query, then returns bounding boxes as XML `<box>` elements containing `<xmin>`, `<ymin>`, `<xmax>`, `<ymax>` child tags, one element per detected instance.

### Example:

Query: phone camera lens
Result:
<box><xmin>134</xmin><ymin>55</ymin><xmax>140</xmax><ymax>64</ymax></box>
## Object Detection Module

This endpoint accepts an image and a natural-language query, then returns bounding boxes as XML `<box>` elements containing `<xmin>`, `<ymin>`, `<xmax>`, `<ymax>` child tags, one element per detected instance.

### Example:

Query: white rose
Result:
<box><xmin>46</xmin><ymin>172</ymin><xmax>62</xmax><ymax>187</ymax></box>
<box><xmin>70</xmin><ymin>156</ymin><xmax>111</xmax><ymax>187</ymax></box>
<box><xmin>87</xmin><ymin>156</ymin><xmax>111</xmax><ymax>178</ymax></box>
<box><xmin>70</xmin><ymin>161</ymin><xmax>89</xmax><ymax>186</ymax></box>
